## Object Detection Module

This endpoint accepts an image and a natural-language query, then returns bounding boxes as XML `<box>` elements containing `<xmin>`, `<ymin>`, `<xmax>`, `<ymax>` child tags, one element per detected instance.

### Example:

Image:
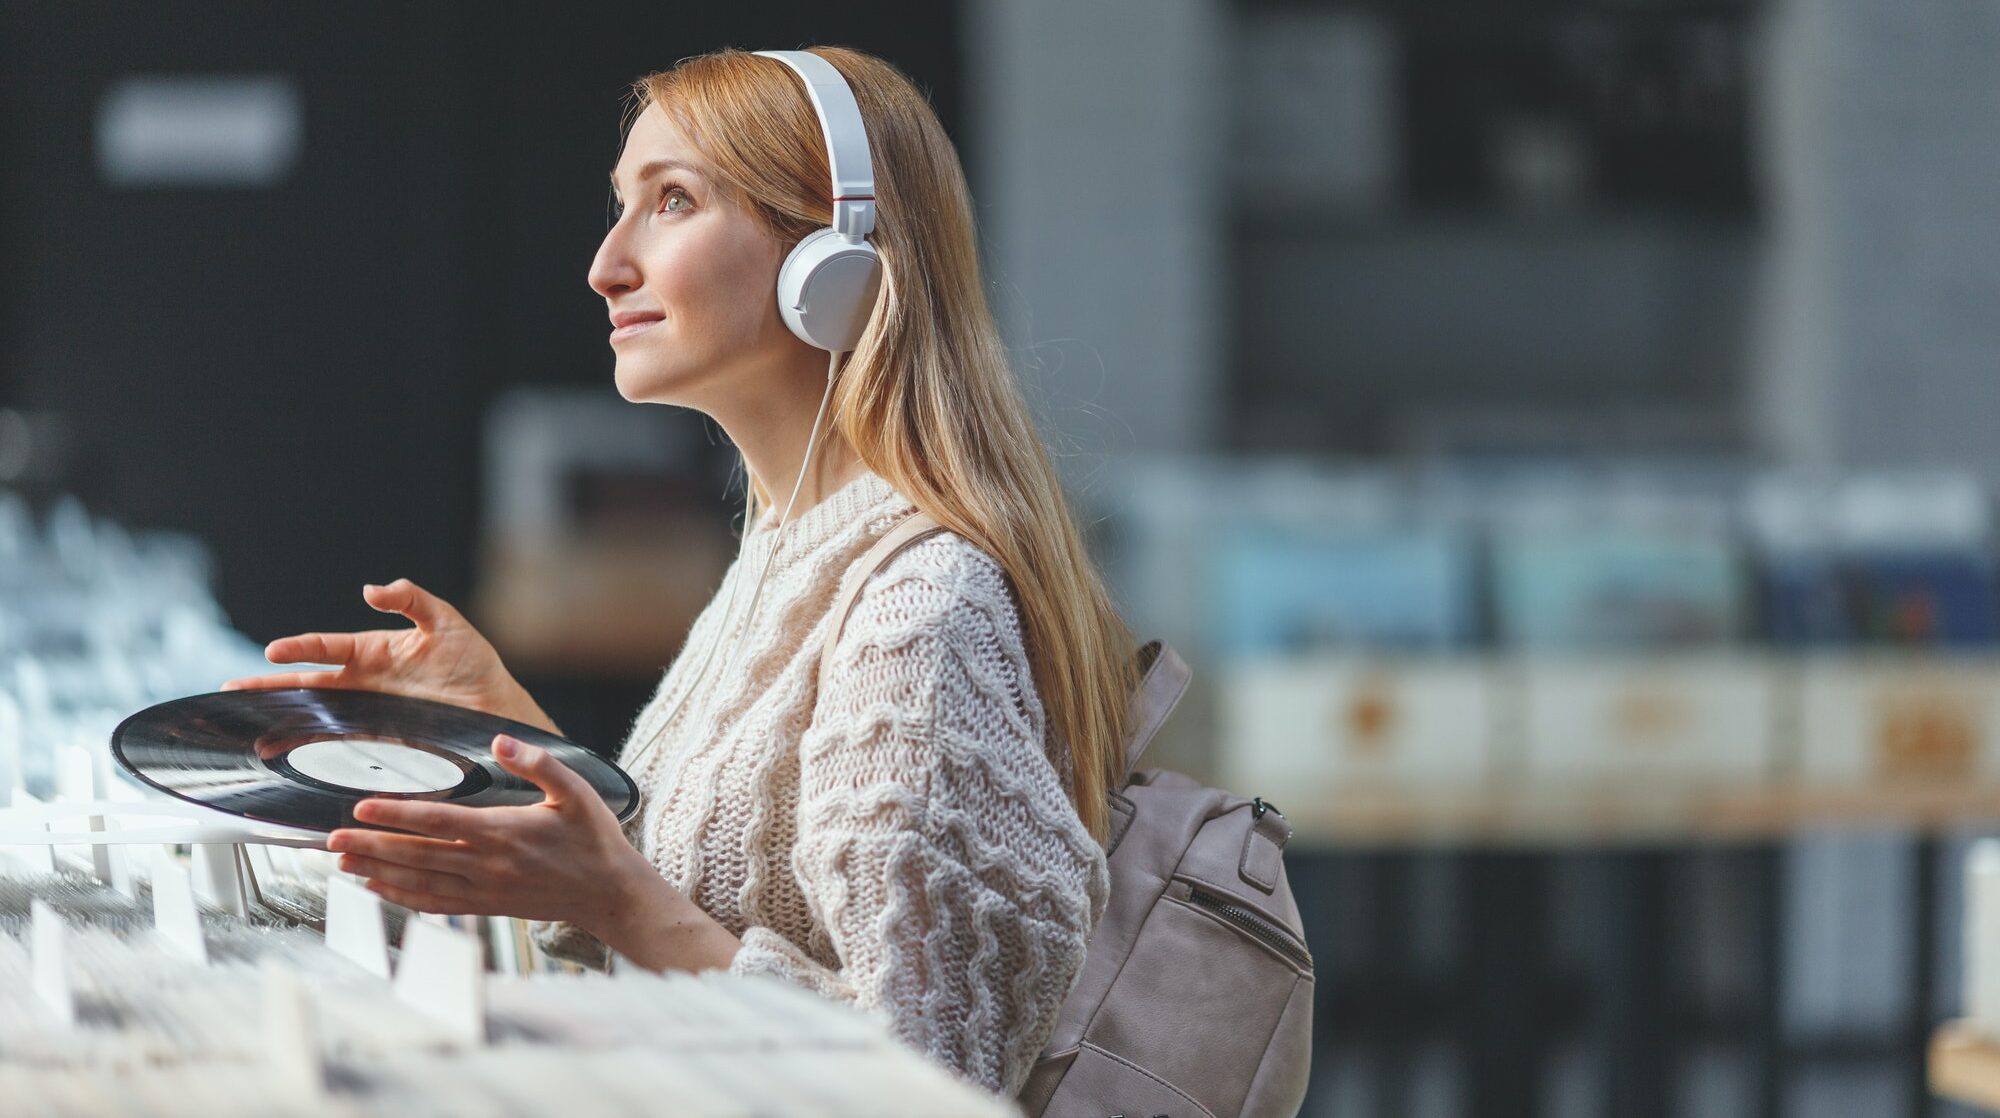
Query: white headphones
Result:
<box><xmin>753</xmin><ymin>49</ymin><xmax>882</xmax><ymax>352</ymax></box>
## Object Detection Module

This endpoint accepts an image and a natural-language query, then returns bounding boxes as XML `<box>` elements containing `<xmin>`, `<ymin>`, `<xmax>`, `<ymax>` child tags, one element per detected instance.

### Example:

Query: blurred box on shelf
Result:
<box><xmin>1517</xmin><ymin>654</ymin><xmax>1778</xmax><ymax>784</ymax></box>
<box><xmin>1491</xmin><ymin>519</ymin><xmax>1746</xmax><ymax>650</ymax></box>
<box><xmin>1837</xmin><ymin>473</ymin><xmax>1999</xmax><ymax>646</ymax></box>
<box><xmin>1844</xmin><ymin>553</ymin><xmax>2000</xmax><ymax>646</ymax></box>
<box><xmin>1092</xmin><ymin>455</ymin><xmax>1476</xmax><ymax>662</ymax></box>
<box><xmin>471</xmin><ymin>386</ymin><xmax>738</xmax><ymax>677</ymax></box>
<box><xmin>1794</xmin><ymin>655</ymin><xmax>2000</xmax><ymax>784</ymax></box>
<box><xmin>1216</xmin><ymin>654</ymin><xmax>1497</xmax><ymax>795</ymax></box>
<box><xmin>1208</xmin><ymin>525</ymin><xmax>1477</xmax><ymax>657</ymax></box>
<box><xmin>1745</xmin><ymin>474</ymin><xmax>1848</xmax><ymax>644</ymax></box>
<box><xmin>473</xmin><ymin>526</ymin><xmax>729</xmax><ymax>678</ymax></box>
<box><xmin>1748</xmin><ymin>472</ymin><xmax>2000</xmax><ymax>647</ymax></box>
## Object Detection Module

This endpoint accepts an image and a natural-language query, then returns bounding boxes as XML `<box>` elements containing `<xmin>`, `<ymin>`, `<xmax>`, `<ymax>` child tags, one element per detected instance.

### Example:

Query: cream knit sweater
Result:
<box><xmin>530</xmin><ymin>468</ymin><xmax>1109</xmax><ymax>1098</ymax></box>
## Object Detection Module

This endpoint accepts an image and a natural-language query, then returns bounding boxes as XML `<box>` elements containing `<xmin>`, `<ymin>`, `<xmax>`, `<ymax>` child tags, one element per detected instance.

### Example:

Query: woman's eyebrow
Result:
<box><xmin>608</xmin><ymin>158</ymin><xmax>700</xmax><ymax>196</ymax></box>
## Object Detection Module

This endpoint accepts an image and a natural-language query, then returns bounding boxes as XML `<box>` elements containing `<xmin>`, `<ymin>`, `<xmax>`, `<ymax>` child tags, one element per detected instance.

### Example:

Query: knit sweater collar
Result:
<box><xmin>740</xmin><ymin>466</ymin><xmax>910</xmax><ymax>565</ymax></box>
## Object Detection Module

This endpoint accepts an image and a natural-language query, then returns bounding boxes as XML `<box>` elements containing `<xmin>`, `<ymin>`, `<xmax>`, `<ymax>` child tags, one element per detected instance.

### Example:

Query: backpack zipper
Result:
<box><xmin>1185</xmin><ymin>885</ymin><xmax>1314</xmax><ymax>971</ymax></box>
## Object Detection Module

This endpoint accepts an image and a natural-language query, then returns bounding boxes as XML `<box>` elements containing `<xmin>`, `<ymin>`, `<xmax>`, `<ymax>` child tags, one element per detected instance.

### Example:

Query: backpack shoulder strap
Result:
<box><xmin>818</xmin><ymin>511</ymin><xmax>948</xmax><ymax>693</ymax></box>
<box><xmin>1122</xmin><ymin>639</ymin><xmax>1192</xmax><ymax>778</ymax></box>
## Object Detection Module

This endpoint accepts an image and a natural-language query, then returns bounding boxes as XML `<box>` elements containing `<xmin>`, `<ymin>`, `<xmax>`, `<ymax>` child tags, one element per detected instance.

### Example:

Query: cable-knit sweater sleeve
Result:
<box><xmin>726</xmin><ymin>540</ymin><xmax>1109</xmax><ymax>1097</ymax></box>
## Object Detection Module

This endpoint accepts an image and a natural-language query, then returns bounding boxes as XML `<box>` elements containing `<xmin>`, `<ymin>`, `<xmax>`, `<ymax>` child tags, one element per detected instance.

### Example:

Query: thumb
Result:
<box><xmin>492</xmin><ymin>734</ymin><xmax>590</xmax><ymax>807</ymax></box>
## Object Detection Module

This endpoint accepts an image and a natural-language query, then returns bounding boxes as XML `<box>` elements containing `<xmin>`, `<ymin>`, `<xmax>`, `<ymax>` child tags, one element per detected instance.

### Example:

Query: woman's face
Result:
<box><xmin>589</xmin><ymin>103</ymin><xmax>797</xmax><ymax>408</ymax></box>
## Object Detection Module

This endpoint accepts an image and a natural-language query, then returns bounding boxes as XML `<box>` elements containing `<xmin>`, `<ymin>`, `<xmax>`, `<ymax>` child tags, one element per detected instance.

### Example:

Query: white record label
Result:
<box><xmin>285</xmin><ymin>739</ymin><xmax>463</xmax><ymax>794</ymax></box>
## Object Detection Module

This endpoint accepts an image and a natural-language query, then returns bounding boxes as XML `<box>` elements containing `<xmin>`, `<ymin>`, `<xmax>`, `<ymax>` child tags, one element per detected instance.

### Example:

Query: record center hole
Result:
<box><xmin>286</xmin><ymin>738</ymin><xmax>462</xmax><ymax>794</ymax></box>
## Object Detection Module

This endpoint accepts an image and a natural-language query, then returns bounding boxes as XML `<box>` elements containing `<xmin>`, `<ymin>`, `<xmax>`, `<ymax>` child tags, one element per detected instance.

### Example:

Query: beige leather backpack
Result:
<box><xmin>825</xmin><ymin>514</ymin><xmax>1315</xmax><ymax>1118</ymax></box>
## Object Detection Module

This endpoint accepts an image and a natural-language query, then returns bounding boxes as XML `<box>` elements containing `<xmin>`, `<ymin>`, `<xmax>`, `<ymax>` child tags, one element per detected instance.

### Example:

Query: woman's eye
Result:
<box><xmin>658</xmin><ymin>187</ymin><xmax>691</xmax><ymax>215</ymax></box>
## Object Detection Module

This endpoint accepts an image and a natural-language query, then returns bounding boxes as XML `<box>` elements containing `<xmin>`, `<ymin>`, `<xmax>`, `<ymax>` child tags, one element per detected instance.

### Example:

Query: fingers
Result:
<box><xmin>352</xmin><ymin>797</ymin><xmax>492</xmax><ymax>841</ymax></box>
<box><xmin>491</xmin><ymin>734</ymin><xmax>590</xmax><ymax>808</ymax></box>
<box><xmin>327</xmin><ymin>828</ymin><xmax>475</xmax><ymax>874</ymax></box>
<box><xmin>336</xmin><ymin>852</ymin><xmax>476</xmax><ymax>900</ymax></box>
<box><xmin>220</xmin><ymin>671</ymin><xmax>345</xmax><ymax>692</ymax></box>
<box><xmin>363</xmin><ymin>578</ymin><xmax>457</xmax><ymax>633</ymax></box>
<box><xmin>263</xmin><ymin>631</ymin><xmax>360</xmax><ymax>666</ymax></box>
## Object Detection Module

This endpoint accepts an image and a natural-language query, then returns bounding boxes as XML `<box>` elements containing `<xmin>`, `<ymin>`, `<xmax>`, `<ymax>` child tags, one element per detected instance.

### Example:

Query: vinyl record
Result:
<box><xmin>111</xmin><ymin>689</ymin><xmax>639</xmax><ymax>834</ymax></box>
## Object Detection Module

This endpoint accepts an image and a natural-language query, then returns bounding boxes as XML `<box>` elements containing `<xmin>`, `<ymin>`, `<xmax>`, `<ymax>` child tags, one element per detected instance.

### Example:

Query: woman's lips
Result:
<box><xmin>611</xmin><ymin>317</ymin><xmax>662</xmax><ymax>341</ymax></box>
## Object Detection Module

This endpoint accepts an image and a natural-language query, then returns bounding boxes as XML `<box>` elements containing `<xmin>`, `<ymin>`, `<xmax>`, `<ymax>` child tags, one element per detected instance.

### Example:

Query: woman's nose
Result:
<box><xmin>587</xmin><ymin>228</ymin><xmax>640</xmax><ymax>297</ymax></box>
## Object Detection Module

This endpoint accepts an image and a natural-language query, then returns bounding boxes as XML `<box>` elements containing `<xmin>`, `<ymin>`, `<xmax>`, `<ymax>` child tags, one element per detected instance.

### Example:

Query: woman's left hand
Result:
<box><xmin>326</xmin><ymin>733</ymin><xmax>655</xmax><ymax>933</ymax></box>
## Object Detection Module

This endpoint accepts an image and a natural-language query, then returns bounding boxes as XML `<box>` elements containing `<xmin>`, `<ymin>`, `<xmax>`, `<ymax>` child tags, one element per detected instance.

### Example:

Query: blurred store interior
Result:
<box><xmin>6</xmin><ymin>1</ymin><xmax>2000</xmax><ymax>1116</ymax></box>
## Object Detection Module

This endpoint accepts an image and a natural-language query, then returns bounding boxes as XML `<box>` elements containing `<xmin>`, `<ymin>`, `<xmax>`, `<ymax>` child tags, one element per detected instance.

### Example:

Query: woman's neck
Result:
<box><xmin>750</xmin><ymin>440</ymin><xmax>869</xmax><ymax>529</ymax></box>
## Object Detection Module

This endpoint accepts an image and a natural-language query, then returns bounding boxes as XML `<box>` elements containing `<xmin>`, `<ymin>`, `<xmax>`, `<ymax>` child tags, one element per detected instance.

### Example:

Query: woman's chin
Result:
<box><xmin>612</xmin><ymin>362</ymin><xmax>682</xmax><ymax>405</ymax></box>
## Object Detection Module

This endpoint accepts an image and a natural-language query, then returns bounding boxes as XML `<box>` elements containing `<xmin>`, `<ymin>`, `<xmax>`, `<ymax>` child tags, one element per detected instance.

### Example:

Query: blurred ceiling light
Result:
<box><xmin>95</xmin><ymin>76</ymin><xmax>302</xmax><ymax>187</ymax></box>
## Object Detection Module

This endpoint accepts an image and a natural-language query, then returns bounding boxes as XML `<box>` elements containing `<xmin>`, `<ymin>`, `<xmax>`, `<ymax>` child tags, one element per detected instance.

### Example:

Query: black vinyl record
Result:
<box><xmin>111</xmin><ymin>689</ymin><xmax>640</xmax><ymax>834</ymax></box>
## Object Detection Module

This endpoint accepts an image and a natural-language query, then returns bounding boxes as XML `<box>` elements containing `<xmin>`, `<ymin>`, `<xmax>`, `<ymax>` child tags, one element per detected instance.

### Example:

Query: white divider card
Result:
<box><xmin>259</xmin><ymin>961</ymin><xmax>323</xmax><ymax>1103</ymax></box>
<box><xmin>107</xmin><ymin>830</ymin><xmax>137</xmax><ymax>901</ymax></box>
<box><xmin>3</xmin><ymin>788</ymin><xmax>55</xmax><ymax>876</ymax></box>
<box><xmin>1968</xmin><ymin>839</ymin><xmax>2000</xmax><ymax>1037</ymax></box>
<box><xmin>191</xmin><ymin>842</ymin><xmax>248</xmax><ymax>917</ymax></box>
<box><xmin>56</xmin><ymin>743</ymin><xmax>98</xmax><ymax>800</ymax></box>
<box><xmin>52</xmin><ymin>748</ymin><xmax>100</xmax><ymax>877</ymax></box>
<box><xmin>325</xmin><ymin>874</ymin><xmax>392</xmax><ymax>979</ymax></box>
<box><xmin>31</xmin><ymin>898</ymin><xmax>76</xmax><ymax>1027</ymax></box>
<box><xmin>393</xmin><ymin>918</ymin><xmax>486</xmax><ymax>1045</ymax></box>
<box><xmin>152</xmin><ymin>856</ymin><xmax>210</xmax><ymax>965</ymax></box>
<box><xmin>0</xmin><ymin>691</ymin><xmax>20</xmax><ymax>806</ymax></box>
<box><xmin>84</xmin><ymin>814</ymin><xmax>113</xmax><ymax>885</ymax></box>
<box><xmin>246</xmin><ymin>842</ymin><xmax>278</xmax><ymax>884</ymax></box>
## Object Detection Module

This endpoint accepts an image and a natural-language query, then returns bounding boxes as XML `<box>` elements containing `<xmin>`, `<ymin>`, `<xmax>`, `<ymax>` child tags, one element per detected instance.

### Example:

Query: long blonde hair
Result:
<box><xmin>629</xmin><ymin>46</ymin><xmax>1138</xmax><ymax>843</ymax></box>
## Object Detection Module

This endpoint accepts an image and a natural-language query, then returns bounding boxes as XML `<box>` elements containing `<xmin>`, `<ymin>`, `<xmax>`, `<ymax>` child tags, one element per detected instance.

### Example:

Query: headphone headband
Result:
<box><xmin>753</xmin><ymin>50</ymin><xmax>876</xmax><ymax>240</ymax></box>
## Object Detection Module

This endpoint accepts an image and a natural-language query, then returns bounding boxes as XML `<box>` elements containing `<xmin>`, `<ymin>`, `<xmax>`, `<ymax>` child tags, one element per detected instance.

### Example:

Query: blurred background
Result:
<box><xmin>4</xmin><ymin>1</ymin><xmax>2000</xmax><ymax>1115</ymax></box>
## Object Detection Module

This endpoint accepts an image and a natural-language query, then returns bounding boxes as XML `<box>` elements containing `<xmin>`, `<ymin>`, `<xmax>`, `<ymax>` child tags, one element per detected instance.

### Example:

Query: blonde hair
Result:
<box><xmin>628</xmin><ymin>46</ymin><xmax>1139</xmax><ymax>843</ymax></box>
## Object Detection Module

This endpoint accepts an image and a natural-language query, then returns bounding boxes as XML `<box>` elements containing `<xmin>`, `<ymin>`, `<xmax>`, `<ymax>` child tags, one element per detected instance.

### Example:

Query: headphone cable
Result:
<box><xmin>621</xmin><ymin>348</ymin><xmax>844</xmax><ymax>785</ymax></box>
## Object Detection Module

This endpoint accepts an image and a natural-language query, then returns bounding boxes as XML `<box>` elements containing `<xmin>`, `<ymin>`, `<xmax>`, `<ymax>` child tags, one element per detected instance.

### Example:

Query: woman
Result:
<box><xmin>221</xmin><ymin>45</ymin><xmax>1141</xmax><ymax>1097</ymax></box>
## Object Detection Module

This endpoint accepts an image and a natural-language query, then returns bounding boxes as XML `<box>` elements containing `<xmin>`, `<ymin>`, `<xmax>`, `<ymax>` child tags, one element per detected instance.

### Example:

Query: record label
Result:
<box><xmin>284</xmin><ymin>738</ymin><xmax>466</xmax><ymax>793</ymax></box>
<box><xmin>111</xmin><ymin>689</ymin><xmax>640</xmax><ymax>833</ymax></box>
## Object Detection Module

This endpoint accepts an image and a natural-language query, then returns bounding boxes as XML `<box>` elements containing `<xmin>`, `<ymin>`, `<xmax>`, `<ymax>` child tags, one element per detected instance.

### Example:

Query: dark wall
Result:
<box><xmin>1</xmin><ymin>3</ymin><xmax>477</xmax><ymax>640</ymax></box>
<box><xmin>0</xmin><ymin>2</ymin><xmax>962</xmax><ymax>652</ymax></box>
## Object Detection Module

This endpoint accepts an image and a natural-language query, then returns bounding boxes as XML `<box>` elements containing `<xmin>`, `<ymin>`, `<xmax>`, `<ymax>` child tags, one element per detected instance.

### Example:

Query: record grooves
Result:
<box><xmin>112</xmin><ymin>689</ymin><xmax>639</xmax><ymax>834</ymax></box>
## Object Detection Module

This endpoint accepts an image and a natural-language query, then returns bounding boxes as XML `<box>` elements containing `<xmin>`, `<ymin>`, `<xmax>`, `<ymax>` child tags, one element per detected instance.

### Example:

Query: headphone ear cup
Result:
<box><xmin>775</xmin><ymin>227</ymin><xmax>882</xmax><ymax>351</ymax></box>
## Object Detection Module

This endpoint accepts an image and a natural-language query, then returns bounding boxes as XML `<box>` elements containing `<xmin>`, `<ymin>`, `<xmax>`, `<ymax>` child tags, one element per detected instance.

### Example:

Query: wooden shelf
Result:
<box><xmin>1933</xmin><ymin>1022</ymin><xmax>2000</xmax><ymax>1113</ymax></box>
<box><xmin>1276</xmin><ymin>784</ymin><xmax>2000</xmax><ymax>848</ymax></box>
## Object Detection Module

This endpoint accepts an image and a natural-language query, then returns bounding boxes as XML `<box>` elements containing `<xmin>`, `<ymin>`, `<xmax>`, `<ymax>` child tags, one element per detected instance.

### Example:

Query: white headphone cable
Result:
<box><xmin>622</xmin><ymin>349</ymin><xmax>843</xmax><ymax>783</ymax></box>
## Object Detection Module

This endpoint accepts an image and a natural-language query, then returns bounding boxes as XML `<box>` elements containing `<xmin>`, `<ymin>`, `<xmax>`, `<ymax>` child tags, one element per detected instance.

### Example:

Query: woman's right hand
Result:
<box><xmin>219</xmin><ymin>578</ymin><xmax>562</xmax><ymax>737</ymax></box>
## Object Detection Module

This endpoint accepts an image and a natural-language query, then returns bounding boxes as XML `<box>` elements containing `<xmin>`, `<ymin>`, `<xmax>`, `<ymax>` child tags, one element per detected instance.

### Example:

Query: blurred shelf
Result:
<box><xmin>1279</xmin><ymin>783</ymin><xmax>2000</xmax><ymax>848</ymax></box>
<box><xmin>1932</xmin><ymin>1022</ymin><xmax>2000</xmax><ymax>1113</ymax></box>
<box><xmin>1228</xmin><ymin>203</ymin><xmax>1758</xmax><ymax>242</ymax></box>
